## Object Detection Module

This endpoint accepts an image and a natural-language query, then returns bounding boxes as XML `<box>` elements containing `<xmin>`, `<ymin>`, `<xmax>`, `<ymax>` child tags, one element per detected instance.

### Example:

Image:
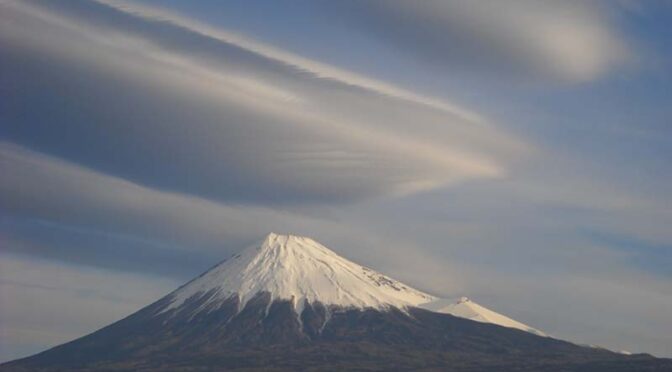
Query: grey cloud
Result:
<box><xmin>0</xmin><ymin>0</ymin><xmax>525</xmax><ymax>204</ymax></box>
<box><xmin>325</xmin><ymin>0</ymin><xmax>632</xmax><ymax>82</ymax></box>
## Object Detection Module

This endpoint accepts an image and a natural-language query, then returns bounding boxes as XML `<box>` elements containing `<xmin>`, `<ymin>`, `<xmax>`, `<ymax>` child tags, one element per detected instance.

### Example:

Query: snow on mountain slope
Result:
<box><xmin>420</xmin><ymin>296</ymin><xmax>546</xmax><ymax>336</ymax></box>
<box><xmin>161</xmin><ymin>233</ymin><xmax>436</xmax><ymax>315</ymax></box>
<box><xmin>159</xmin><ymin>233</ymin><xmax>544</xmax><ymax>336</ymax></box>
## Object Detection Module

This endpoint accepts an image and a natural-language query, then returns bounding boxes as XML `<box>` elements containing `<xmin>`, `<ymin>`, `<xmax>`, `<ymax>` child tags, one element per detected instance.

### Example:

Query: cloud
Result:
<box><xmin>325</xmin><ymin>0</ymin><xmax>633</xmax><ymax>82</ymax></box>
<box><xmin>0</xmin><ymin>0</ymin><xmax>526</xmax><ymax>204</ymax></box>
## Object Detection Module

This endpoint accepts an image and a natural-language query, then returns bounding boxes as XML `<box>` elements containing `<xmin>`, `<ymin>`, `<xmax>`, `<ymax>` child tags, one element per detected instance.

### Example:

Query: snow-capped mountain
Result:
<box><xmin>162</xmin><ymin>233</ymin><xmax>436</xmax><ymax>316</ymax></box>
<box><xmin>162</xmin><ymin>232</ymin><xmax>541</xmax><ymax>335</ymax></box>
<box><xmin>4</xmin><ymin>233</ymin><xmax>669</xmax><ymax>371</ymax></box>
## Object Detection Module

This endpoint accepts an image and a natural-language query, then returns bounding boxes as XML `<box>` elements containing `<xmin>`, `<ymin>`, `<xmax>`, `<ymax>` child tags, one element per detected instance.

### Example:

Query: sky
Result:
<box><xmin>1</xmin><ymin>0</ymin><xmax>671</xmax><ymax>361</ymax></box>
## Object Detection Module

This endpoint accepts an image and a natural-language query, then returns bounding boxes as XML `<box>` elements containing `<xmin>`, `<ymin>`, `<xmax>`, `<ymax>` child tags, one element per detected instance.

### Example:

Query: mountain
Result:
<box><xmin>161</xmin><ymin>232</ymin><xmax>436</xmax><ymax>316</ymax></box>
<box><xmin>160</xmin><ymin>233</ymin><xmax>533</xmax><ymax>334</ymax></box>
<box><xmin>2</xmin><ymin>233</ymin><xmax>670</xmax><ymax>371</ymax></box>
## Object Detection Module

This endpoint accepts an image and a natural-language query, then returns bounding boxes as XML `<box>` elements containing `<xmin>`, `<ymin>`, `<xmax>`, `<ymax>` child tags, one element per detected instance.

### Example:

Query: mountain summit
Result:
<box><xmin>3</xmin><ymin>233</ymin><xmax>670</xmax><ymax>371</ymax></box>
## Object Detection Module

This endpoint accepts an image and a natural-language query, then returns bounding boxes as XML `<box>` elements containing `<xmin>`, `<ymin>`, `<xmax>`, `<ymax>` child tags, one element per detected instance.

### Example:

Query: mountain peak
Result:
<box><xmin>260</xmin><ymin>232</ymin><xmax>324</xmax><ymax>254</ymax></box>
<box><xmin>264</xmin><ymin>231</ymin><xmax>302</xmax><ymax>242</ymax></box>
<box><xmin>160</xmin><ymin>233</ymin><xmax>436</xmax><ymax>315</ymax></box>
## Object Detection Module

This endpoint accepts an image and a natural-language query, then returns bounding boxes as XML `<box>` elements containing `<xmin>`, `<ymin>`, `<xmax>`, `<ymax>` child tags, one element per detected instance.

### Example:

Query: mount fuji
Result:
<box><xmin>159</xmin><ymin>233</ymin><xmax>542</xmax><ymax>335</ymax></box>
<box><xmin>2</xmin><ymin>233</ymin><xmax>670</xmax><ymax>371</ymax></box>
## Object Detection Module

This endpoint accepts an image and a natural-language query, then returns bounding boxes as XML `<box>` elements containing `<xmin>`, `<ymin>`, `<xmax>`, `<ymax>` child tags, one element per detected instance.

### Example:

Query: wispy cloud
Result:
<box><xmin>325</xmin><ymin>0</ymin><xmax>633</xmax><ymax>82</ymax></box>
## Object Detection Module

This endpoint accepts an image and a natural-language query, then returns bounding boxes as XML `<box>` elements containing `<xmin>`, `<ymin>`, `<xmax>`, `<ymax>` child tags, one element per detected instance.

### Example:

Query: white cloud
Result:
<box><xmin>95</xmin><ymin>0</ymin><xmax>489</xmax><ymax>122</ymax></box>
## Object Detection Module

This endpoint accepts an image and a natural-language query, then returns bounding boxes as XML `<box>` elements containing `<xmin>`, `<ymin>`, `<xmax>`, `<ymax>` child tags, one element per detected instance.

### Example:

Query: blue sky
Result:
<box><xmin>1</xmin><ymin>0</ymin><xmax>671</xmax><ymax>361</ymax></box>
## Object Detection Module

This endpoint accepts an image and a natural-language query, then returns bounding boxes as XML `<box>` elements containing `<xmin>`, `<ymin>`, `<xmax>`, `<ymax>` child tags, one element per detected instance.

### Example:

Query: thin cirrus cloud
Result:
<box><xmin>0</xmin><ymin>0</ymin><xmax>527</xmax><ymax>205</ymax></box>
<box><xmin>326</xmin><ymin>0</ymin><xmax>633</xmax><ymax>82</ymax></box>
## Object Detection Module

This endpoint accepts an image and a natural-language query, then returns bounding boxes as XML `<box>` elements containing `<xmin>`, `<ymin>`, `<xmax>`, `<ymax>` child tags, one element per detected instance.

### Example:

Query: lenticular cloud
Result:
<box><xmin>0</xmin><ymin>0</ymin><xmax>527</xmax><ymax>204</ymax></box>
